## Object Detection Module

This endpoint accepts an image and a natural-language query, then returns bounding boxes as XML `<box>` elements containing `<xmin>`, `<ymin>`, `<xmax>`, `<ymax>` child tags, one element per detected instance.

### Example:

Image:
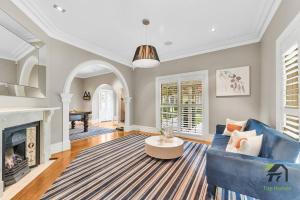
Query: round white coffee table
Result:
<box><xmin>145</xmin><ymin>136</ymin><xmax>184</xmax><ymax>159</ymax></box>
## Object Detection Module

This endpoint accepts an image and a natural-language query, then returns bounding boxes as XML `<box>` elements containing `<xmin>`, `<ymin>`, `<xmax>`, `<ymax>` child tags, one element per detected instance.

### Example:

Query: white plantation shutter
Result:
<box><xmin>157</xmin><ymin>71</ymin><xmax>208</xmax><ymax>136</ymax></box>
<box><xmin>282</xmin><ymin>45</ymin><xmax>300</xmax><ymax>139</ymax></box>
<box><xmin>160</xmin><ymin>82</ymin><xmax>178</xmax><ymax>128</ymax></box>
<box><xmin>180</xmin><ymin>80</ymin><xmax>203</xmax><ymax>134</ymax></box>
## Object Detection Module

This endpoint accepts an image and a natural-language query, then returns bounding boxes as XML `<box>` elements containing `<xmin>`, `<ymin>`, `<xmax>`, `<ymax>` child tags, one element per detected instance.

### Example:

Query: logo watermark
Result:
<box><xmin>263</xmin><ymin>164</ymin><xmax>291</xmax><ymax>192</ymax></box>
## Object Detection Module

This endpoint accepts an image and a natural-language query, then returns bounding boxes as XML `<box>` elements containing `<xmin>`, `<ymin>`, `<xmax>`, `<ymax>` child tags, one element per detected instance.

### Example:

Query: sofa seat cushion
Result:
<box><xmin>211</xmin><ymin>134</ymin><xmax>230</xmax><ymax>151</ymax></box>
<box><xmin>261</xmin><ymin>126</ymin><xmax>300</xmax><ymax>162</ymax></box>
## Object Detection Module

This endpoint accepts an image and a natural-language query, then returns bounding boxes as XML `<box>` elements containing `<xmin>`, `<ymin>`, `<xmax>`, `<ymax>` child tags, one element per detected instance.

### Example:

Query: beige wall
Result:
<box><xmin>82</xmin><ymin>73</ymin><xmax>122</xmax><ymax>111</ymax></box>
<box><xmin>70</xmin><ymin>78</ymin><xmax>84</xmax><ymax>110</ymax></box>
<box><xmin>0</xmin><ymin>58</ymin><xmax>17</xmax><ymax>84</ymax></box>
<box><xmin>260</xmin><ymin>0</ymin><xmax>300</xmax><ymax>127</ymax></box>
<box><xmin>133</xmin><ymin>43</ymin><xmax>261</xmax><ymax>133</ymax></box>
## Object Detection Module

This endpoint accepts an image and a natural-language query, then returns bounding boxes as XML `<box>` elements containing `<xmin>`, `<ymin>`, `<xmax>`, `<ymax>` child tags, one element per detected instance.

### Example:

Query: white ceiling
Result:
<box><xmin>75</xmin><ymin>65</ymin><xmax>112</xmax><ymax>78</ymax></box>
<box><xmin>12</xmin><ymin>0</ymin><xmax>281</xmax><ymax>66</ymax></box>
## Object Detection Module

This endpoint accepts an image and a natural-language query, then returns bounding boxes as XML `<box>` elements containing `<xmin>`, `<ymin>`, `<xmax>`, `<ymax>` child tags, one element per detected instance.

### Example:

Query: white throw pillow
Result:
<box><xmin>226</xmin><ymin>134</ymin><xmax>263</xmax><ymax>157</ymax></box>
<box><xmin>238</xmin><ymin>135</ymin><xmax>263</xmax><ymax>156</ymax></box>
<box><xmin>228</xmin><ymin>130</ymin><xmax>257</xmax><ymax>148</ymax></box>
<box><xmin>223</xmin><ymin>119</ymin><xmax>247</xmax><ymax>136</ymax></box>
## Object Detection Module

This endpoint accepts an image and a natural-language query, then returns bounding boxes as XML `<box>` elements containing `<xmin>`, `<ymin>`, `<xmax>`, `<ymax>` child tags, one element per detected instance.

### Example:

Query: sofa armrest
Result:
<box><xmin>216</xmin><ymin>124</ymin><xmax>225</xmax><ymax>135</ymax></box>
<box><xmin>206</xmin><ymin>148</ymin><xmax>300</xmax><ymax>200</ymax></box>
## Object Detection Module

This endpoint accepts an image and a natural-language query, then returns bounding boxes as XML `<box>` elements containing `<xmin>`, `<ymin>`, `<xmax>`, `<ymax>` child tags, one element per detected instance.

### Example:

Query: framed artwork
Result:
<box><xmin>216</xmin><ymin>66</ymin><xmax>250</xmax><ymax>96</ymax></box>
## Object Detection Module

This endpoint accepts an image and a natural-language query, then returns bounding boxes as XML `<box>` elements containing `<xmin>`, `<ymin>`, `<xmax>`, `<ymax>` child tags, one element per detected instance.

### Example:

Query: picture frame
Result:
<box><xmin>216</xmin><ymin>66</ymin><xmax>250</xmax><ymax>96</ymax></box>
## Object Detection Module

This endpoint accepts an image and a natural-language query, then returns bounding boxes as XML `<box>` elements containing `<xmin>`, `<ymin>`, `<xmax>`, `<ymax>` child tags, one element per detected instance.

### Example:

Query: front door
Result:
<box><xmin>99</xmin><ymin>89</ymin><xmax>114</xmax><ymax>122</ymax></box>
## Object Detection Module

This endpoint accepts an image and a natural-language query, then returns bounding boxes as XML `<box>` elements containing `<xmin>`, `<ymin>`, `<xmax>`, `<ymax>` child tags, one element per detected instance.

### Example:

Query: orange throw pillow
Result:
<box><xmin>223</xmin><ymin>119</ymin><xmax>247</xmax><ymax>136</ymax></box>
<box><xmin>227</xmin><ymin>124</ymin><xmax>243</xmax><ymax>132</ymax></box>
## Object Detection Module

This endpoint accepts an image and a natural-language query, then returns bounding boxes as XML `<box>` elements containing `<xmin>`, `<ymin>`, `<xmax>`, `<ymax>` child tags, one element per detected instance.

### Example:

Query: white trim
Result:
<box><xmin>50</xmin><ymin>141</ymin><xmax>70</xmax><ymax>154</ymax></box>
<box><xmin>129</xmin><ymin>125</ymin><xmax>159</xmax><ymax>133</ymax></box>
<box><xmin>155</xmin><ymin>70</ymin><xmax>209</xmax><ymax>135</ymax></box>
<box><xmin>11</xmin><ymin>0</ymin><xmax>281</xmax><ymax>66</ymax></box>
<box><xmin>10</xmin><ymin>0</ymin><xmax>131</xmax><ymax>67</ymax></box>
<box><xmin>18</xmin><ymin>55</ymin><xmax>38</xmax><ymax>85</ymax></box>
<box><xmin>63</xmin><ymin>60</ymin><xmax>130</xmax><ymax>96</ymax></box>
<box><xmin>75</xmin><ymin>71</ymin><xmax>112</xmax><ymax>79</ymax></box>
<box><xmin>12</xmin><ymin>42</ymin><xmax>35</xmax><ymax>61</ymax></box>
<box><xmin>128</xmin><ymin>125</ymin><xmax>213</xmax><ymax>142</ymax></box>
<box><xmin>256</xmin><ymin>0</ymin><xmax>282</xmax><ymax>40</ymax></box>
<box><xmin>276</xmin><ymin>11</ymin><xmax>300</xmax><ymax>141</ymax></box>
<box><xmin>160</xmin><ymin>36</ymin><xmax>260</xmax><ymax>63</ymax></box>
<box><xmin>50</xmin><ymin>142</ymin><xmax>62</xmax><ymax>154</ymax></box>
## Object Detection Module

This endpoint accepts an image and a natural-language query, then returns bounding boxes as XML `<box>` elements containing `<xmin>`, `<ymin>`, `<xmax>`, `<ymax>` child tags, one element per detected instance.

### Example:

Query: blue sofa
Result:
<box><xmin>206</xmin><ymin>119</ymin><xmax>300</xmax><ymax>200</ymax></box>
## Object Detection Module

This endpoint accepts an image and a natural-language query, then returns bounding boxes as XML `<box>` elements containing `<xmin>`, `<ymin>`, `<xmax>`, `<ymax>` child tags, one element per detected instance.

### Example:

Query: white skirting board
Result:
<box><xmin>125</xmin><ymin>125</ymin><xmax>159</xmax><ymax>133</ymax></box>
<box><xmin>51</xmin><ymin>140</ymin><xmax>71</xmax><ymax>154</ymax></box>
<box><xmin>126</xmin><ymin>125</ymin><xmax>213</xmax><ymax>142</ymax></box>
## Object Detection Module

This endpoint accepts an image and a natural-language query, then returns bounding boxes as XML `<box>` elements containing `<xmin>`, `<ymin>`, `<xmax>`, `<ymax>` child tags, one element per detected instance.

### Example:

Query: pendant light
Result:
<box><xmin>132</xmin><ymin>19</ymin><xmax>160</xmax><ymax>68</ymax></box>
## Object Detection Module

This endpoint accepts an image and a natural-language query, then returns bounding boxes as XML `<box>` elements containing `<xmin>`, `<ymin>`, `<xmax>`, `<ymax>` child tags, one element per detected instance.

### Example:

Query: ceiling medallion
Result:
<box><xmin>132</xmin><ymin>19</ymin><xmax>160</xmax><ymax>68</ymax></box>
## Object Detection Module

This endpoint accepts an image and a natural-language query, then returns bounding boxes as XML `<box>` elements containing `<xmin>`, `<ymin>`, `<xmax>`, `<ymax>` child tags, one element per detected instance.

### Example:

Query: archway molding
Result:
<box><xmin>19</xmin><ymin>55</ymin><xmax>38</xmax><ymax>86</ymax></box>
<box><xmin>60</xmin><ymin>60</ymin><xmax>132</xmax><ymax>150</ymax></box>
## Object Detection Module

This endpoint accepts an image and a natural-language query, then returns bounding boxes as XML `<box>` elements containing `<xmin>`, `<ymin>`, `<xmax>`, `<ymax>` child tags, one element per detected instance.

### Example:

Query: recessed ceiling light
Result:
<box><xmin>53</xmin><ymin>4</ymin><xmax>66</xmax><ymax>13</ymax></box>
<box><xmin>211</xmin><ymin>27</ymin><xmax>216</xmax><ymax>32</ymax></box>
<box><xmin>164</xmin><ymin>41</ymin><xmax>173</xmax><ymax>46</ymax></box>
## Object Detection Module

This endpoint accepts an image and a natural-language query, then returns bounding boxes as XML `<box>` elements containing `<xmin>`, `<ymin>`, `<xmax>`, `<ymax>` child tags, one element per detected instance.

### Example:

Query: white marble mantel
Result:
<box><xmin>0</xmin><ymin>107</ymin><xmax>59</xmax><ymax>115</ymax></box>
<box><xmin>0</xmin><ymin>107</ymin><xmax>60</xmax><ymax>197</ymax></box>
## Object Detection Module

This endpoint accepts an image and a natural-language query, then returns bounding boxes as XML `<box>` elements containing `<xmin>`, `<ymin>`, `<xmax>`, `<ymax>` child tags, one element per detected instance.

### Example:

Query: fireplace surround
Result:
<box><xmin>0</xmin><ymin>107</ymin><xmax>59</xmax><ymax>198</ymax></box>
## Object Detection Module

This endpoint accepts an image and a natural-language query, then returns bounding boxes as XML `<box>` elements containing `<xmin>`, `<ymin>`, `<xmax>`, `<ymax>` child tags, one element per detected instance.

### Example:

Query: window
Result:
<box><xmin>276</xmin><ymin>14</ymin><xmax>300</xmax><ymax>141</ymax></box>
<box><xmin>282</xmin><ymin>46</ymin><xmax>299</xmax><ymax>139</ymax></box>
<box><xmin>156</xmin><ymin>71</ymin><xmax>209</xmax><ymax>136</ymax></box>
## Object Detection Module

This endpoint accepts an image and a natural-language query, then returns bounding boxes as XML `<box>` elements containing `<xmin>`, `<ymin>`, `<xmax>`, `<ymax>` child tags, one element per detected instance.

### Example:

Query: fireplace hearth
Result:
<box><xmin>2</xmin><ymin>122</ymin><xmax>40</xmax><ymax>186</ymax></box>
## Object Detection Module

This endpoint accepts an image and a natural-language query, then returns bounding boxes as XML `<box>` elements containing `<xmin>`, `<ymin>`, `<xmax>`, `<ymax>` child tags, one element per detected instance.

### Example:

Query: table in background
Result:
<box><xmin>69</xmin><ymin>111</ymin><xmax>92</xmax><ymax>132</ymax></box>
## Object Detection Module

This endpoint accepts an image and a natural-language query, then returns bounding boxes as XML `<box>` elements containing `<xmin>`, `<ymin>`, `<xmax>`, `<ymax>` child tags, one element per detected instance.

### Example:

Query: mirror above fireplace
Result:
<box><xmin>0</xmin><ymin>9</ymin><xmax>46</xmax><ymax>98</ymax></box>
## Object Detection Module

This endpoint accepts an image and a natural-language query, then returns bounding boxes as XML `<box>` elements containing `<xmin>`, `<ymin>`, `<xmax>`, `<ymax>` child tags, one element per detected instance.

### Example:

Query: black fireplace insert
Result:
<box><xmin>2</xmin><ymin>122</ymin><xmax>40</xmax><ymax>186</ymax></box>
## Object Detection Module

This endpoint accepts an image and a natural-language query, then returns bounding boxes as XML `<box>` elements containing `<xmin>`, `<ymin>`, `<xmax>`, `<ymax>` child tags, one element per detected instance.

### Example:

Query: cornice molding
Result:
<box><xmin>13</xmin><ymin>42</ymin><xmax>34</xmax><ymax>61</ymax></box>
<box><xmin>255</xmin><ymin>0</ymin><xmax>282</xmax><ymax>40</ymax></box>
<box><xmin>11</xmin><ymin>0</ymin><xmax>131</xmax><ymax>66</ymax></box>
<box><xmin>11</xmin><ymin>0</ymin><xmax>281</xmax><ymax>66</ymax></box>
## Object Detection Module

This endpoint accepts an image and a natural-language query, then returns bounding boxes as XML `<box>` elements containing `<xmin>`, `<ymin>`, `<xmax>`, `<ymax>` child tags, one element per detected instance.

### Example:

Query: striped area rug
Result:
<box><xmin>42</xmin><ymin>134</ymin><xmax>208</xmax><ymax>200</ymax></box>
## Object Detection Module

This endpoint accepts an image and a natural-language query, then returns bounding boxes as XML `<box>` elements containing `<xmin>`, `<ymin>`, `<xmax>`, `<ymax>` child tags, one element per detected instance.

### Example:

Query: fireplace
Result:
<box><xmin>2</xmin><ymin>122</ymin><xmax>40</xmax><ymax>187</ymax></box>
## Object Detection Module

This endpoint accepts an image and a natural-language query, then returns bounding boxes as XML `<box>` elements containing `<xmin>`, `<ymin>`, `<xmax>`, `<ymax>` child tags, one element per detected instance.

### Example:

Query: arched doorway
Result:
<box><xmin>61</xmin><ymin>60</ymin><xmax>131</xmax><ymax>150</ymax></box>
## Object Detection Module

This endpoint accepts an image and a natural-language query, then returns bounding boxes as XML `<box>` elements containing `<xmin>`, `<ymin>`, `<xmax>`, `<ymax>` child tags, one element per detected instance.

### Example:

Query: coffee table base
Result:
<box><xmin>144</xmin><ymin>136</ymin><xmax>184</xmax><ymax>159</ymax></box>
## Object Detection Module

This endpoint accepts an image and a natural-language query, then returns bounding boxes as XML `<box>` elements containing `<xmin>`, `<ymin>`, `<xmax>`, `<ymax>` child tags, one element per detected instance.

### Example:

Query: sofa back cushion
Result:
<box><xmin>260</xmin><ymin>126</ymin><xmax>300</xmax><ymax>163</ymax></box>
<box><xmin>245</xmin><ymin>119</ymin><xmax>300</xmax><ymax>162</ymax></box>
<box><xmin>244</xmin><ymin>119</ymin><xmax>267</xmax><ymax>134</ymax></box>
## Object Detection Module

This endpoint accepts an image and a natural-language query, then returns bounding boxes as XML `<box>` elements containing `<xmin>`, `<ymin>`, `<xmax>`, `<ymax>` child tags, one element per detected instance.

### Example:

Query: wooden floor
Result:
<box><xmin>11</xmin><ymin>131</ymin><xmax>210</xmax><ymax>200</ymax></box>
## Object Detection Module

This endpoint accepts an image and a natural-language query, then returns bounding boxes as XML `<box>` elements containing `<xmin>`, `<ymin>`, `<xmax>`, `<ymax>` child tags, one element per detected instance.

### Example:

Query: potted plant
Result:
<box><xmin>159</xmin><ymin>128</ymin><xmax>165</xmax><ymax>142</ymax></box>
